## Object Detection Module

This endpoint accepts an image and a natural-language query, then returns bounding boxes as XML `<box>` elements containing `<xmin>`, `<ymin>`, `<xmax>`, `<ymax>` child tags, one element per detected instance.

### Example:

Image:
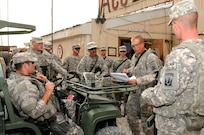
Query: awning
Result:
<box><xmin>0</xmin><ymin>20</ymin><xmax>35</xmax><ymax>35</ymax></box>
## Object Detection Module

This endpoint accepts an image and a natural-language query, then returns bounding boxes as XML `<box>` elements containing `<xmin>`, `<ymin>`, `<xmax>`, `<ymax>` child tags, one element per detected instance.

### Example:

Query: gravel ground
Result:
<box><xmin>115</xmin><ymin>103</ymin><xmax>133</xmax><ymax>135</ymax></box>
<box><xmin>117</xmin><ymin>116</ymin><xmax>133</xmax><ymax>135</ymax></box>
<box><xmin>117</xmin><ymin>114</ymin><xmax>151</xmax><ymax>135</ymax></box>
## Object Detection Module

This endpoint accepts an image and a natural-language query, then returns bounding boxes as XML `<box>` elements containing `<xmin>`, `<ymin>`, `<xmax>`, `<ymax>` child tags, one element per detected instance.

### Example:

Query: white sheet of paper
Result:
<box><xmin>110</xmin><ymin>73</ymin><xmax>129</xmax><ymax>82</ymax></box>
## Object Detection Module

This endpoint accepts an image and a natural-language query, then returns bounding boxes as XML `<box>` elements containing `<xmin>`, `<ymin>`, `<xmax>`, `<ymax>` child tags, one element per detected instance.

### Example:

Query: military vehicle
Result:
<box><xmin>0</xmin><ymin>65</ymin><xmax>136</xmax><ymax>135</ymax></box>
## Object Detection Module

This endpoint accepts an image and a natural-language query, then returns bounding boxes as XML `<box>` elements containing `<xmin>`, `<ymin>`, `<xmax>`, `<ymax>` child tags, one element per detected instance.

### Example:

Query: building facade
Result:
<box><xmin>42</xmin><ymin>0</ymin><xmax>204</xmax><ymax>62</ymax></box>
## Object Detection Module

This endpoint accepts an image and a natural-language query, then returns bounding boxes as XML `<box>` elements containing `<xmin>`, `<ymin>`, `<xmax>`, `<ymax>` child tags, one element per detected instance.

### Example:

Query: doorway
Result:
<box><xmin>119</xmin><ymin>37</ymin><xmax>133</xmax><ymax>59</ymax></box>
<box><xmin>119</xmin><ymin>37</ymin><xmax>163</xmax><ymax>61</ymax></box>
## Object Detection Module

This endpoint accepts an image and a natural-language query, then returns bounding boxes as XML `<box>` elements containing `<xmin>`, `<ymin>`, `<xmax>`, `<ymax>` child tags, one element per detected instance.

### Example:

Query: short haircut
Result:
<box><xmin>131</xmin><ymin>35</ymin><xmax>144</xmax><ymax>43</ymax></box>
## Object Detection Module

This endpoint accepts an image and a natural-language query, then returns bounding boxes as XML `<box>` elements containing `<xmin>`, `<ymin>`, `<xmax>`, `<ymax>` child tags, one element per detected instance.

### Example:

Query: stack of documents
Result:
<box><xmin>110</xmin><ymin>73</ymin><xmax>129</xmax><ymax>82</ymax></box>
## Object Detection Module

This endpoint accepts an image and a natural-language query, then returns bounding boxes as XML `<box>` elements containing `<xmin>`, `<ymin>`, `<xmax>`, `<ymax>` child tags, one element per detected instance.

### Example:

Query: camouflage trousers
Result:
<box><xmin>50</xmin><ymin>120</ymin><xmax>84</xmax><ymax>135</ymax></box>
<box><xmin>50</xmin><ymin>112</ymin><xmax>84</xmax><ymax>135</ymax></box>
<box><xmin>115</xmin><ymin>92</ymin><xmax>129</xmax><ymax>103</ymax></box>
<box><xmin>63</xmin><ymin>99</ymin><xmax>76</xmax><ymax>122</ymax></box>
<box><xmin>158</xmin><ymin>130</ymin><xmax>200</xmax><ymax>135</ymax></box>
<box><xmin>156</xmin><ymin>114</ymin><xmax>201</xmax><ymax>135</ymax></box>
<box><xmin>126</xmin><ymin>92</ymin><xmax>154</xmax><ymax>135</ymax></box>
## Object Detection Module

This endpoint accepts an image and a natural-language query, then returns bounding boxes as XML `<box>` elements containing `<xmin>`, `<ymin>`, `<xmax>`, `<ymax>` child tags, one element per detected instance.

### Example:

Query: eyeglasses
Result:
<box><xmin>131</xmin><ymin>42</ymin><xmax>141</xmax><ymax>48</ymax></box>
<box><xmin>75</xmin><ymin>48</ymin><xmax>80</xmax><ymax>50</ymax></box>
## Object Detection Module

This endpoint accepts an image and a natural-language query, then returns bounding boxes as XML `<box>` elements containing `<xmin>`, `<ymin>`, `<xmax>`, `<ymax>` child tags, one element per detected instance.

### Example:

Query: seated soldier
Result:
<box><xmin>7</xmin><ymin>52</ymin><xmax>84</xmax><ymax>135</ymax></box>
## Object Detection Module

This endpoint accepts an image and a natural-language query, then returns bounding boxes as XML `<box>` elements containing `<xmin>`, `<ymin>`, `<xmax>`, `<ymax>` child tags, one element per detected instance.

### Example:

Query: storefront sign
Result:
<box><xmin>100</xmin><ymin>0</ymin><xmax>128</xmax><ymax>14</ymax></box>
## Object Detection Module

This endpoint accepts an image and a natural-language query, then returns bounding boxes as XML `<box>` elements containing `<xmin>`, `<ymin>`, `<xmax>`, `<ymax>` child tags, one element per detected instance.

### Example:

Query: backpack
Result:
<box><xmin>177</xmin><ymin>42</ymin><xmax>204</xmax><ymax>115</ymax></box>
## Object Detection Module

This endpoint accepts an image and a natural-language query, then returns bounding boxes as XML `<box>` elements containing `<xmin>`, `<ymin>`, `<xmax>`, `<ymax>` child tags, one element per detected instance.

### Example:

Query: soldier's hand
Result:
<box><xmin>36</xmin><ymin>72</ymin><xmax>47</xmax><ymax>81</ymax></box>
<box><xmin>127</xmin><ymin>78</ymin><xmax>137</xmax><ymax>84</ymax></box>
<box><xmin>122</xmin><ymin>69</ymin><xmax>129</xmax><ymax>74</ymax></box>
<box><xmin>45</xmin><ymin>81</ymin><xmax>55</xmax><ymax>94</ymax></box>
<box><xmin>42</xmin><ymin>81</ymin><xmax>55</xmax><ymax>104</ymax></box>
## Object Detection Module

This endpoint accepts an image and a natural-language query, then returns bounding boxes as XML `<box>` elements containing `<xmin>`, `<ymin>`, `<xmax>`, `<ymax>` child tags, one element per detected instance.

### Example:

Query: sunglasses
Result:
<box><xmin>25</xmin><ymin>61</ymin><xmax>35</xmax><ymax>64</ymax></box>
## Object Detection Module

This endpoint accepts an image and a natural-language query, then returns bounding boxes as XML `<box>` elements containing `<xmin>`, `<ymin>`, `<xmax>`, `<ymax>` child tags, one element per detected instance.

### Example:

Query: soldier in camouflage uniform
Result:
<box><xmin>123</xmin><ymin>35</ymin><xmax>163</xmax><ymax>135</ymax></box>
<box><xmin>43</xmin><ymin>41</ymin><xmax>62</xmax><ymax>81</ymax></box>
<box><xmin>63</xmin><ymin>44</ymin><xmax>82</xmax><ymax>73</ymax></box>
<box><xmin>43</xmin><ymin>41</ymin><xmax>62</xmax><ymax>66</ymax></box>
<box><xmin>7</xmin><ymin>52</ymin><xmax>84</xmax><ymax>135</ymax></box>
<box><xmin>111</xmin><ymin>45</ymin><xmax>131</xmax><ymax>73</ymax></box>
<box><xmin>99</xmin><ymin>46</ymin><xmax>113</xmax><ymax>74</ymax></box>
<box><xmin>27</xmin><ymin>37</ymin><xmax>67</xmax><ymax>81</ymax></box>
<box><xmin>111</xmin><ymin>45</ymin><xmax>131</xmax><ymax>102</ymax></box>
<box><xmin>77</xmin><ymin>42</ymin><xmax>108</xmax><ymax>78</ymax></box>
<box><xmin>142</xmin><ymin>1</ymin><xmax>204</xmax><ymax>135</ymax></box>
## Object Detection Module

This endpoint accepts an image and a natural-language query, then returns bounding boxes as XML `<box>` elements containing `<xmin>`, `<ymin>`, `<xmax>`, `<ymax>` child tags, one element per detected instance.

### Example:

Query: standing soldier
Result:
<box><xmin>111</xmin><ymin>45</ymin><xmax>131</xmax><ymax>73</ymax></box>
<box><xmin>111</xmin><ymin>45</ymin><xmax>131</xmax><ymax>102</ymax></box>
<box><xmin>123</xmin><ymin>35</ymin><xmax>163</xmax><ymax>135</ymax></box>
<box><xmin>27</xmin><ymin>37</ymin><xmax>67</xmax><ymax>80</ymax></box>
<box><xmin>99</xmin><ymin>46</ymin><xmax>113</xmax><ymax>75</ymax></box>
<box><xmin>77</xmin><ymin>42</ymin><xmax>108</xmax><ymax>79</ymax></box>
<box><xmin>43</xmin><ymin>41</ymin><xmax>62</xmax><ymax>81</ymax></box>
<box><xmin>63</xmin><ymin>44</ymin><xmax>82</xmax><ymax>73</ymax></box>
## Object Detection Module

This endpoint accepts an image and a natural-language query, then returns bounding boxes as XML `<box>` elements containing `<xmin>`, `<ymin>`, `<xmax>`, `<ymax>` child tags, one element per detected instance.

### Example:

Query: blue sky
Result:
<box><xmin>0</xmin><ymin>0</ymin><xmax>98</xmax><ymax>47</ymax></box>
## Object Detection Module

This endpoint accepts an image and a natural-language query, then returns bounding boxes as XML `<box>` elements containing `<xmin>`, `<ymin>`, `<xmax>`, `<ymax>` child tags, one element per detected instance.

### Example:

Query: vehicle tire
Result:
<box><xmin>95</xmin><ymin>126</ymin><xmax>128</xmax><ymax>135</ymax></box>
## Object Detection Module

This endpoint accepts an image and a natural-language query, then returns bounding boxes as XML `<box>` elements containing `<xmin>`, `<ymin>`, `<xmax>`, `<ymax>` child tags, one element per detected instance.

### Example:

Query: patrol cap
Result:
<box><xmin>13</xmin><ymin>52</ymin><xmax>37</xmax><ymax>64</ymax></box>
<box><xmin>119</xmin><ymin>45</ymin><xmax>127</xmax><ymax>52</ymax></box>
<box><xmin>168</xmin><ymin>0</ymin><xmax>198</xmax><ymax>26</ymax></box>
<box><xmin>99</xmin><ymin>47</ymin><xmax>106</xmax><ymax>51</ymax></box>
<box><xmin>72</xmin><ymin>44</ymin><xmax>81</xmax><ymax>49</ymax></box>
<box><xmin>12</xmin><ymin>48</ymin><xmax>20</xmax><ymax>55</ymax></box>
<box><xmin>24</xmin><ymin>42</ymin><xmax>30</xmax><ymax>46</ymax></box>
<box><xmin>43</xmin><ymin>41</ymin><xmax>52</xmax><ymax>49</ymax></box>
<box><xmin>87</xmin><ymin>42</ymin><xmax>97</xmax><ymax>50</ymax></box>
<box><xmin>31</xmin><ymin>37</ymin><xmax>43</xmax><ymax>44</ymax></box>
